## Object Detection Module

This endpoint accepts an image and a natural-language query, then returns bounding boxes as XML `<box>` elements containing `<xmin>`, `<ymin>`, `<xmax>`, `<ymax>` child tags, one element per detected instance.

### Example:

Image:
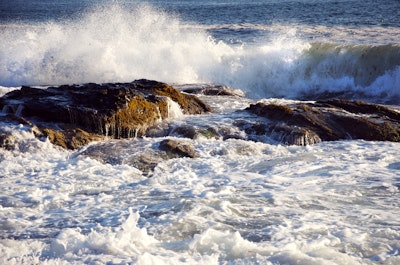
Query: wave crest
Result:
<box><xmin>0</xmin><ymin>4</ymin><xmax>227</xmax><ymax>86</ymax></box>
<box><xmin>0</xmin><ymin>3</ymin><xmax>399</xmax><ymax>103</ymax></box>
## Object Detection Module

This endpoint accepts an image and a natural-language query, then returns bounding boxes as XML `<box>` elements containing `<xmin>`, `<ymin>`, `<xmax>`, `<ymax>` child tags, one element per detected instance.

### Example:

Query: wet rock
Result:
<box><xmin>270</xmin><ymin>125</ymin><xmax>322</xmax><ymax>146</ymax></box>
<box><xmin>124</xmin><ymin>152</ymin><xmax>167</xmax><ymax>175</ymax></box>
<box><xmin>41</xmin><ymin>126</ymin><xmax>105</xmax><ymax>150</ymax></box>
<box><xmin>0</xmin><ymin>131</ymin><xmax>16</xmax><ymax>150</ymax></box>
<box><xmin>0</xmin><ymin>80</ymin><xmax>211</xmax><ymax>149</ymax></box>
<box><xmin>319</xmin><ymin>99</ymin><xmax>400</xmax><ymax>120</ymax></box>
<box><xmin>168</xmin><ymin>125</ymin><xmax>198</xmax><ymax>139</ymax></box>
<box><xmin>78</xmin><ymin>138</ymin><xmax>198</xmax><ymax>176</ymax></box>
<box><xmin>78</xmin><ymin>140</ymin><xmax>167</xmax><ymax>175</ymax></box>
<box><xmin>147</xmin><ymin>119</ymin><xmax>245</xmax><ymax>142</ymax></box>
<box><xmin>244</xmin><ymin>99</ymin><xmax>400</xmax><ymax>145</ymax></box>
<box><xmin>159</xmin><ymin>139</ymin><xmax>198</xmax><ymax>158</ymax></box>
<box><xmin>180</xmin><ymin>84</ymin><xmax>245</xmax><ymax>97</ymax></box>
<box><xmin>196</xmin><ymin>127</ymin><xmax>221</xmax><ymax>139</ymax></box>
<box><xmin>168</xmin><ymin>125</ymin><xmax>221</xmax><ymax>140</ymax></box>
<box><xmin>0</xmin><ymin>114</ymin><xmax>40</xmax><ymax>150</ymax></box>
<box><xmin>134</xmin><ymin>79</ymin><xmax>212</xmax><ymax>115</ymax></box>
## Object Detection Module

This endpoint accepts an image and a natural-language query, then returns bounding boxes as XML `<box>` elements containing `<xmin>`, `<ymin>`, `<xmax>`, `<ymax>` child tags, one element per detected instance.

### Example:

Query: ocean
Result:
<box><xmin>1</xmin><ymin>0</ymin><xmax>400</xmax><ymax>264</ymax></box>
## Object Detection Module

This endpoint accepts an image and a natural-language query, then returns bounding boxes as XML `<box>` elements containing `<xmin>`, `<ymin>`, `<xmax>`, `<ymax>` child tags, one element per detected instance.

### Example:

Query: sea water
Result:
<box><xmin>1</xmin><ymin>1</ymin><xmax>400</xmax><ymax>264</ymax></box>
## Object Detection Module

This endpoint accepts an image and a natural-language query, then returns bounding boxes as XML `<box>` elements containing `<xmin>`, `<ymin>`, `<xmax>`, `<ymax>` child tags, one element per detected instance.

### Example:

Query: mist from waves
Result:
<box><xmin>1</xmin><ymin>3</ymin><xmax>399</xmax><ymax>102</ymax></box>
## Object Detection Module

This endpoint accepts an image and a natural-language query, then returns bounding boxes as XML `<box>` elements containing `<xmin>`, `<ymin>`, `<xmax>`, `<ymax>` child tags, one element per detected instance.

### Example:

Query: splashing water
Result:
<box><xmin>0</xmin><ymin>3</ymin><xmax>400</xmax><ymax>101</ymax></box>
<box><xmin>0</xmin><ymin>4</ymin><xmax>230</xmax><ymax>87</ymax></box>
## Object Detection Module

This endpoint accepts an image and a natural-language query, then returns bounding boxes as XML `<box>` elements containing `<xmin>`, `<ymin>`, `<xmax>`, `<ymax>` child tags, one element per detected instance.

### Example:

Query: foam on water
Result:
<box><xmin>1</xmin><ymin>125</ymin><xmax>400</xmax><ymax>264</ymax></box>
<box><xmin>1</xmin><ymin>3</ymin><xmax>399</xmax><ymax>102</ymax></box>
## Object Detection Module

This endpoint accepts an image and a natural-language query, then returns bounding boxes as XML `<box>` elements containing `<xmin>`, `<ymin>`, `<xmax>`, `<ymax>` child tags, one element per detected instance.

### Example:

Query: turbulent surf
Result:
<box><xmin>1</xmin><ymin>1</ymin><xmax>400</xmax><ymax>264</ymax></box>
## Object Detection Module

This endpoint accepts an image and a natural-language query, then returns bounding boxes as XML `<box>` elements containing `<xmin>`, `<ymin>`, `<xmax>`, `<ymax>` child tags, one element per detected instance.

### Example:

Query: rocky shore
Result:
<box><xmin>243</xmin><ymin>99</ymin><xmax>400</xmax><ymax>145</ymax></box>
<box><xmin>0</xmin><ymin>79</ymin><xmax>211</xmax><ymax>149</ymax></box>
<box><xmin>1</xmin><ymin>79</ymin><xmax>400</xmax><ymax>153</ymax></box>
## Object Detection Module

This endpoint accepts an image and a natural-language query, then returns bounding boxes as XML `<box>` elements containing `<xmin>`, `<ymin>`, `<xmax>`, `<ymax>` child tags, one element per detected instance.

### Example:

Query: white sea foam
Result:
<box><xmin>1</xmin><ymin>4</ymin><xmax>399</xmax><ymax>102</ymax></box>
<box><xmin>0</xmin><ymin>86</ymin><xmax>19</xmax><ymax>97</ymax></box>
<box><xmin>2</xmin><ymin>126</ymin><xmax>400</xmax><ymax>264</ymax></box>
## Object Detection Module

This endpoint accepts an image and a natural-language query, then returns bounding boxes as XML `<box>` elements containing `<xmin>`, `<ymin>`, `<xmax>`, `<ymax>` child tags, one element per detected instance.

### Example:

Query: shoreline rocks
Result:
<box><xmin>0</xmin><ymin>79</ymin><xmax>211</xmax><ymax>149</ymax></box>
<box><xmin>1</xmin><ymin>79</ymin><xmax>400</xmax><ymax>151</ymax></box>
<box><xmin>244</xmin><ymin>99</ymin><xmax>400</xmax><ymax>145</ymax></box>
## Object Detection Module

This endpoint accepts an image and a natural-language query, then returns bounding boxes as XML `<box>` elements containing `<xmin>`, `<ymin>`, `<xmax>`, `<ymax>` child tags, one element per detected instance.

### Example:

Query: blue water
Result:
<box><xmin>2</xmin><ymin>0</ymin><xmax>400</xmax><ymax>26</ymax></box>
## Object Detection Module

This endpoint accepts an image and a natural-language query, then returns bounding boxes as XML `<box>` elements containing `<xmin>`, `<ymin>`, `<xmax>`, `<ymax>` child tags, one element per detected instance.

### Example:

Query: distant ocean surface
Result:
<box><xmin>1</xmin><ymin>1</ymin><xmax>400</xmax><ymax>264</ymax></box>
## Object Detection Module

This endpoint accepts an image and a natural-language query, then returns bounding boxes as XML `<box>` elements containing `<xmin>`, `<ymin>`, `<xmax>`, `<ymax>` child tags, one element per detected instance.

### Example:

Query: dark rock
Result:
<box><xmin>247</xmin><ymin>103</ymin><xmax>294</xmax><ymax>120</ymax></box>
<box><xmin>41</xmin><ymin>126</ymin><xmax>105</xmax><ymax>150</ymax></box>
<box><xmin>180</xmin><ymin>84</ymin><xmax>245</xmax><ymax>97</ymax></box>
<box><xmin>0</xmin><ymin>114</ymin><xmax>41</xmax><ymax>150</ymax></box>
<box><xmin>147</xmin><ymin>120</ymin><xmax>242</xmax><ymax>141</ymax></box>
<box><xmin>78</xmin><ymin>140</ymin><xmax>168</xmax><ymax>176</ymax></box>
<box><xmin>318</xmin><ymin>99</ymin><xmax>400</xmax><ymax>120</ymax></box>
<box><xmin>169</xmin><ymin>125</ymin><xmax>221</xmax><ymax>140</ymax></box>
<box><xmin>0</xmin><ymin>131</ymin><xmax>16</xmax><ymax>150</ymax></box>
<box><xmin>270</xmin><ymin>125</ymin><xmax>322</xmax><ymax>146</ymax></box>
<box><xmin>159</xmin><ymin>139</ymin><xmax>198</xmax><ymax>158</ymax></box>
<box><xmin>0</xmin><ymin>80</ymin><xmax>211</xmax><ymax>149</ymax></box>
<box><xmin>244</xmin><ymin>99</ymin><xmax>400</xmax><ymax>145</ymax></box>
<box><xmin>168</xmin><ymin>125</ymin><xmax>198</xmax><ymax>139</ymax></box>
<box><xmin>79</xmin><ymin>138</ymin><xmax>198</xmax><ymax>176</ymax></box>
<box><xmin>197</xmin><ymin>127</ymin><xmax>221</xmax><ymax>139</ymax></box>
<box><xmin>125</xmin><ymin>152</ymin><xmax>166</xmax><ymax>174</ymax></box>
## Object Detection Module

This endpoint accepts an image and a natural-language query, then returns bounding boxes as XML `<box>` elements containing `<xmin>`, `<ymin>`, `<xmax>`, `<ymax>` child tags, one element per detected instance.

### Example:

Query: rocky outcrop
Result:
<box><xmin>0</xmin><ymin>80</ymin><xmax>211</xmax><ymax>149</ymax></box>
<box><xmin>244</xmin><ymin>99</ymin><xmax>400</xmax><ymax>145</ymax></box>
<box><xmin>2</xmin><ymin>78</ymin><xmax>399</xmax><ymax>150</ymax></box>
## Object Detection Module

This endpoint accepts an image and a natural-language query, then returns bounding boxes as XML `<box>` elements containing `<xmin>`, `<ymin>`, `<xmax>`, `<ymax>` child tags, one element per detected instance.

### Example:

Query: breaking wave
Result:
<box><xmin>0</xmin><ymin>3</ymin><xmax>399</xmax><ymax>102</ymax></box>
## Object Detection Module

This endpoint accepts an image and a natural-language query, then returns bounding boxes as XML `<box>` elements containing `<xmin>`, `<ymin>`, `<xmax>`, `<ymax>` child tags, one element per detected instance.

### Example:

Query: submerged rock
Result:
<box><xmin>0</xmin><ymin>131</ymin><xmax>16</xmax><ymax>150</ymax></box>
<box><xmin>0</xmin><ymin>80</ymin><xmax>211</xmax><ymax>149</ymax></box>
<box><xmin>77</xmin><ymin>139</ymin><xmax>168</xmax><ymax>175</ymax></box>
<box><xmin>78</xmin><ymin>138</ymin><xmax>198</xmax><ymax>176</ymax></box>
<box><xmin>168</xmin><ymin>125</ymin><xmax>221</xmax><ymax>140</ymax></box>
<box><xmin>159</xmin><ymin>139</ymin><xmax>198</xmax><ymax>158</ymax></box>
<box><xmin>244</xmin><ymin>99</ymin><xmax>400</xmax><ymax>145</ymax></box>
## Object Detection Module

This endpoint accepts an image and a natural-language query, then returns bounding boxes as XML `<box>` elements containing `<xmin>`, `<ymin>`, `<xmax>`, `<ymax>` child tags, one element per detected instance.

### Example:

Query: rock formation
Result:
<box><xmin>1</xmin><ymin>78</ymin><xmax>399</xmax><ymax>150</ymax></box>
<box><xmin>0</xmin><ymin>79</ymin><xmax>211</xmax><ymax>149</ymax></box>
<box><xmin>244</xmin><ymin>99</ymin><xmax>400</xmax><ymax>145</ymax></box>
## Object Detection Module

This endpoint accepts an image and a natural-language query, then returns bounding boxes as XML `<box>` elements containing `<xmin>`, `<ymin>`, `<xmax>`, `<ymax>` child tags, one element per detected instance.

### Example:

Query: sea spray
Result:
<box><xmin>0</xmin><ymin>4</ymin><xmax>228</xmax><ymax>87</ymax></box>
<box><xmin>166</xmin><ymin>98</ymin><xmax>184</xmax><ymax>119</ymax></box>
<box><xmin>0</xmin><ymin>3</ymin><xmax>400</xmax><ymax>102</ymax></box>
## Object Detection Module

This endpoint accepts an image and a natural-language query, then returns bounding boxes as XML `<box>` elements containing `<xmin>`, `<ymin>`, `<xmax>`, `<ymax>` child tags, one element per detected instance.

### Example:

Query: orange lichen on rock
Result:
<box><xmin>0</xmin><ymin>79</ymin><xmax>211</xmax><ymax>149</ymax></box>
